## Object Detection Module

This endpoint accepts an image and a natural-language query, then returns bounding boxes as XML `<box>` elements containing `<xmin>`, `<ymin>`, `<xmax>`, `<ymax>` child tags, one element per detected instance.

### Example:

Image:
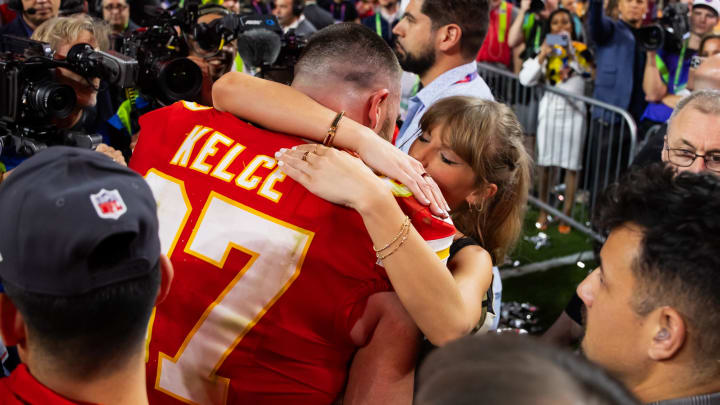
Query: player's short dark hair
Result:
<box><xmin>416</xmin><ymin>334</ymin><xmax>640</xmax><ymax>405</ymax></box>
<box><xmin>421</xmin><ymin>0</ymin><xmax>489</xmax><ymax>59</ymax></box>
<box><xmin>593</xmin><ymin>163</ymin><xmax>720</xmax><ymax>373</ymax></box>
<box><xmin>3</xmin><ymin>263</ymin><xmax>161</xmax><ymax>379</ymax></box>
<box><xmin>294</xmin><ymin>22</ymin><xmax>402</xmax><ymax>91</ymax></box>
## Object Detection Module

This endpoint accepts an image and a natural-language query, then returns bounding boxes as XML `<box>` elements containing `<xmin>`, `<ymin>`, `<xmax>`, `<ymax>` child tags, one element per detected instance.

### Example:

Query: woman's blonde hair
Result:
<box><xmin>32</xmin><ymin>14</ymin><xmax>110</xmax><ymax>52</ymax></box>
<box><xmin>419</xmin><ymin>96</ymin><xmax>532</xmax><ymax>263</ymax></box>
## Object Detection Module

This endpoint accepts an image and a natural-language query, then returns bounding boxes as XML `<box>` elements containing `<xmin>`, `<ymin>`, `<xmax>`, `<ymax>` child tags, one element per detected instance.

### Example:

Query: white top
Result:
<box><xmin>395</xmin><ymin>61</ymin><xmax>494</xmax><ymax>153</ymax></box>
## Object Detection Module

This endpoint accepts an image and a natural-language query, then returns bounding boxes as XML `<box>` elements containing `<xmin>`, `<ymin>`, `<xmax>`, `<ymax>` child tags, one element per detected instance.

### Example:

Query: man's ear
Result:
<box><xmin>368</xmin><ymin>88</ymin><xmax>390</xmax><ymax>133</ymax></box>
<box><xmin>648</xmin><ymin>306</ymin><xmax>686</xmax><ymax>361</ymax></box>
<box><xmin>436</xmin><ymin>23</ymin><xmax>463</xmax><ymax>53</ymax></box>
<box><xmin>155</xmin><ymin>255</ymin><xmax>174</xmax><ymax>306</ymax></box>
<box><xmin>0</xmin><ymin>294</ymin><xmax>27</xmax><ymax>349</ymax></box>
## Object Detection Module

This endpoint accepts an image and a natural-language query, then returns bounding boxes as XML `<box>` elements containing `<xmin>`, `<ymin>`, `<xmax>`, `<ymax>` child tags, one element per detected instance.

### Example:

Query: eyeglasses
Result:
<box><xmin>103</xmin><ymin>4</ymin><xmax>128</xmax><ymax>11</ymax></box>
<box><xmin>665</xmin><ymin>145</ymin><xmax>720</xmax><ymax>171</ymax></box>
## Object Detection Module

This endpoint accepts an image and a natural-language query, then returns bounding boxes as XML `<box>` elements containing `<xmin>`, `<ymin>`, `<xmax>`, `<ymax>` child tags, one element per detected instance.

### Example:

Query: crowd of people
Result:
<box><xmin>0</xmin><ymin>0</ymin><xmax>719</xmax><ymax>403</ymax></box>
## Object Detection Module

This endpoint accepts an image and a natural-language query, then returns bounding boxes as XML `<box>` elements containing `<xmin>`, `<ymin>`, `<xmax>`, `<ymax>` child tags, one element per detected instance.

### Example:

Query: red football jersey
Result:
<box><xmin>131</xmin><ymin>101</ymin><xmax>456</xmax><ymax>405</ymax></box>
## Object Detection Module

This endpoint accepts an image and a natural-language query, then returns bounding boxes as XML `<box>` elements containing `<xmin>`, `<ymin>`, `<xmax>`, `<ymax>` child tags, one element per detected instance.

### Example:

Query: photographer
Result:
<box><xmin>641</xmin><ymin>0</ymin><xmax>719</xmax><ymax>129</ymax></box>
<box><xmin>1</xmin><ymin>15</ymin><xmax>124</xmax><ymax>171</ymax></box>
<box><xmin>184</xmin><ymin>5</ymin><xmax>237</xmax><ymax>106</ymax></box>
<box><xmin>31</xmin><ymin>15</ymin><xmax>116</xmax><ymax>134</ymax></box>
<box><xmin>588</xmin><ymin>0</ymin><xmax>648</xmax><ymax>124</ymax></box>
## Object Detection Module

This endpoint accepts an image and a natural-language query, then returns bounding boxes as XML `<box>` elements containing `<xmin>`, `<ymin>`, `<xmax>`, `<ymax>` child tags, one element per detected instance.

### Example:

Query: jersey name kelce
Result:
<box><xmin>130</xmin><ymin>101</ymin><xmax>456</xmax><ymax>405</ymax></box>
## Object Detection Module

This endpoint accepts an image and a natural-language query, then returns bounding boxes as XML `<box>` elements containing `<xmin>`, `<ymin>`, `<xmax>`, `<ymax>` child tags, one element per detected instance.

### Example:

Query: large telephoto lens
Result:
<box><xmin>26</xmin><ymin>82</ymin><xmax>76</xmax><ymax>119</ymax></box>
<box><xmin>154</xmin><ymin>57</ymin><xmax>202</xmax><ymax>104</ymax></box>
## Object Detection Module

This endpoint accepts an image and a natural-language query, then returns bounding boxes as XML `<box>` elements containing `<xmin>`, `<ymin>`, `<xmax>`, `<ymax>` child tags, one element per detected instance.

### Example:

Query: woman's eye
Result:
<box><xmin>417</xmin><ymin>135</ymin><xmax>430</xmax><ymax>143</ymax></box>
<box><xmin>441</xmin><ymin>154</ymin><xmax>458</xmax><ymax>165</ymax></box>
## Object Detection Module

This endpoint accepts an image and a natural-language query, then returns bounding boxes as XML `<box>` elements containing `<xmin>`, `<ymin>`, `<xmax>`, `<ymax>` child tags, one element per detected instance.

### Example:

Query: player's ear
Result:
<box><xmin>0</xmin><ymin>294</ymin><xmax>27</xmax><ymax>349</ymax></box>
<box><xmin>155</xmin><ymin>255</ymin><xmax>174</xmax><ymax>306</ymax></box>
<box><xmin>368</xmin><ymin>88</ymin><xmax>390</xmax><ymax>133</ymax></box>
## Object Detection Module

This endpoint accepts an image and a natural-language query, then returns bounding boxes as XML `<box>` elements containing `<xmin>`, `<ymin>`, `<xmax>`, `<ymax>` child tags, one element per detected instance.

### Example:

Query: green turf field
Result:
<box><xmin>500</xmin><ymin>207</ymin><xmax>597</xmax><ymax>332</ymax></box>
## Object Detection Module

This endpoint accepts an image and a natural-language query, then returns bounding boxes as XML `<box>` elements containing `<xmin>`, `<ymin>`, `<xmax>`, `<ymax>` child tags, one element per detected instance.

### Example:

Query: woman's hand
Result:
<box><xmin>275</xmin><ymin>144</ymin><xmax>396</xmax><ymax>214</ymax></box>
<box><xmin>537</xmin><ymin>40</ymin><xmax>552</xmax><ymax>64</ymax></box>
<box><xmin>353</xmin><ymin>132</ymin><xmax>450</xmax><ymax>216</ymax></box>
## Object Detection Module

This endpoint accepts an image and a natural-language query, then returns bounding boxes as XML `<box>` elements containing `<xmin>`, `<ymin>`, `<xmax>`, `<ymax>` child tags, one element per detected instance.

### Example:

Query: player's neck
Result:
<box><xmin>30</xmin><ymin>352</ymin><xmax>150</xmax><ymax>405</ymax></box>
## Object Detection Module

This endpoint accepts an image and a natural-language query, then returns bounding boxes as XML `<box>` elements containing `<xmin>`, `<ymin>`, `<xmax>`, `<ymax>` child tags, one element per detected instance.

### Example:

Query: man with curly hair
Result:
<box><xmin>577</xmin><ymin>163</ymin><xmax>720</xmax><ymax>404</ymax></box>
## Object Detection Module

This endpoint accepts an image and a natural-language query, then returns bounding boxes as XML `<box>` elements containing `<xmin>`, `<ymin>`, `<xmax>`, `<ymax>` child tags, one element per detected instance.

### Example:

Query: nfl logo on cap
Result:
<box><xmin>90</xmin><ymin>189</ymin><xmax>128</xmax><ymax>220</ymax></box>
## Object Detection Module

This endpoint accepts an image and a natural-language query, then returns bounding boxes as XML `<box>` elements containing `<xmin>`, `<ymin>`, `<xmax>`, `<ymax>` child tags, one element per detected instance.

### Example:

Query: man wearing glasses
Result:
<box><xmin>662</xmin><ymin>90</ymin><xmax>720</xmax><ymax>174</ymax></box>
<box><xmin>544</xmin><ymin>89</ymin><xmax>720</xmax><ymax>348</ymax></box>
<box><xmin>101</xmin><ymin>0</ymin><xmax>138</xmax><ymax>35</ymax></box>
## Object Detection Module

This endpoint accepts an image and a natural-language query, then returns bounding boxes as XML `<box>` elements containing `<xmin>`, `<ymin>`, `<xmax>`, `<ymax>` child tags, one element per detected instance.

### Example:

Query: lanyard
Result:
<box><xmin>453</xmin><ymin>71</ymin><xmax>478</xmax><ymax>85</ymax></box>
<box><xmin>330</xmin><ymin>3</ymin><xmax>347</xmax><ymax>21</ymax></box>
<box><xmin>673</xmin><ymin>40</ymin><xmax>688</xmax><ymax>91</ymax></box>
<box><xmin>376</xmin><ymin>12</ymin><xmax>382</xmax><ymax>35</ymax></box>
<box><xmin>252</xmin><ymin>0</ymin><xmax>264</xmax><ymax>14</ymax></box>
<box><xmin>410</xmin><ymin>76</ymin><xmax>420</xmax><ymax>96</ymax></box>
<box><xmin>498</xmin><ymin>1</ymin><xmax>507</xmax><ymax>43</ymax></box>
<box><xmin>655</xmin><ymin>40</ymin><xmax>688</xmax><ymax>92</ymax></box>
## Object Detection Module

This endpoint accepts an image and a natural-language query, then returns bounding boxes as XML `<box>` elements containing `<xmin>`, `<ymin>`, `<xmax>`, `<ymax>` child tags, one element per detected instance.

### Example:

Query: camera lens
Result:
<box><xmin>27</xmin><ymin>82</ymin><xmax>77</xmax><ymax>119</ymax></box>
<box><xmin>154</xmin><ymin>58</ymin><xmax>202</xmax><ymax>104</ymax></box>
<box><xmin>637</xmin><ymin>25</ymin><xmax>664</xmax><ymax>51</ymax></box>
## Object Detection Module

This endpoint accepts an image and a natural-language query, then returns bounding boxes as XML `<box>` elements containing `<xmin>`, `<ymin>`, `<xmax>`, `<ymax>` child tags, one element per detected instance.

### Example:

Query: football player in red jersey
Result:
<box><xmin>214</xmin><ymin>73</ymin><xmax>531</xmax><ymax>345</ymax></box>
<box><xmin>131</xmin><ymin>23</ymin><xmax>455</xmax><ymax>404</ymax></box>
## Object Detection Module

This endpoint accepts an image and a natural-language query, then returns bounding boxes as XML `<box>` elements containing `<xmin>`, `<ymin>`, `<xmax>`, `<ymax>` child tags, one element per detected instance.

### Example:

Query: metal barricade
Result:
<box><xmin>477</xmin><ymin>62</ymin><xmax>638</xmax><ymax>242</ymax></box>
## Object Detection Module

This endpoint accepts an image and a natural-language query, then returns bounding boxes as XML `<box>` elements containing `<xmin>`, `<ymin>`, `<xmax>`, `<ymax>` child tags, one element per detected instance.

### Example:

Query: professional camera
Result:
<box><xmin>112</xmin><ymin>7</ymin><xmax>204</xmax><ymax>105</ymax></box>
<box><xmin>187</xmin><ymin>9</ymin><xmax>299</xmax><ymax>81</ymax></box>
<box><xmin>637</xmin><ymin>3</ymin><xmax>690</xmax><ymax>52</ymax></box>
<box><xmin>0</xmin><ymin>35</ymin><xmax>138</xmax><ymax>158</ymax></box>
<box><xmin>255</xmin><ymin>29</ymin><xmax>308</xmax><ymax>83</ymax></box>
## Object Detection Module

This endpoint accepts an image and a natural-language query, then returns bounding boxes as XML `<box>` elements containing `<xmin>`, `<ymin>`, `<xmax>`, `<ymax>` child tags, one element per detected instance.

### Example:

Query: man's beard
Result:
<box><xmin>395</xmin><ymin>42</ymin><xmax>435</xmax><ymax>77</ymax></box>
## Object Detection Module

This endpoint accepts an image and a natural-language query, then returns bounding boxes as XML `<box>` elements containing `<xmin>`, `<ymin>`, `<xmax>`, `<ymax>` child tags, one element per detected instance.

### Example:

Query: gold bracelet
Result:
<box><xmin>373</xmin><ymin>216</ymin><xmax>410</xmax><ymax>253</ymax></box>
<box><xmin>377</xmin><ymin>225</ymin><xmax>410</xmax><ymax>261</ymax></box>
<box><xmin>323</xmin><ymin>111</ymin><xmax>345</xmax><ymax>147</ymax></box>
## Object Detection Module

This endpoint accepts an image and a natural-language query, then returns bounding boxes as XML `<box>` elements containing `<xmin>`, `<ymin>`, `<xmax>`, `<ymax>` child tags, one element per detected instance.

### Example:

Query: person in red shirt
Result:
<box><xmin>132</xmin><ymin>23</ymin><xmax>455</xmax><ymax>405</ymax></box>
<box><xmin>0</xmin><ymin>147</ymin><xmax>173</xmax><ymax>405</ymax></box>
<box><xmin>476</xmin><ymin>0</ymin><xmax>518</xmax><ymax>70</ymax></box>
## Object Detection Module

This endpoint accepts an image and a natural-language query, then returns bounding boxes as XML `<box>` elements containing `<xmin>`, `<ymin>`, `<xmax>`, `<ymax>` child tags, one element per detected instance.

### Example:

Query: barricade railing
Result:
<box><xmin>477</xmin><ymin>62</ymin><xmax>638</xmax><ymax>242</ymax></box>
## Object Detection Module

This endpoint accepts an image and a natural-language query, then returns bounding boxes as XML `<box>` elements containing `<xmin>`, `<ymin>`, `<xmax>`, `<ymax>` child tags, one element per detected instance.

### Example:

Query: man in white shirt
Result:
<box><xmin>273</xmin><ymin>0</ymin><xmax>317</xmax><ymax>37</ymax></box>
<box><xmin>393</xmin><ymin>0</ymin><xmax>494</xmax><ymax>152</ymax></box>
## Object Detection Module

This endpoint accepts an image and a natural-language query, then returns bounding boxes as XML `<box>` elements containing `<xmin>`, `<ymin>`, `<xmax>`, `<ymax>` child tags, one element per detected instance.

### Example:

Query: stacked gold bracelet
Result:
<box><xmin>374</xmin><ymin>216</ymin><xmax>411</xmax><ymax>261</ymax></box>
<box><xmin>323</xmin><ymin>111</ymin><xmax>345</xmax><ymax>147</ymax></box>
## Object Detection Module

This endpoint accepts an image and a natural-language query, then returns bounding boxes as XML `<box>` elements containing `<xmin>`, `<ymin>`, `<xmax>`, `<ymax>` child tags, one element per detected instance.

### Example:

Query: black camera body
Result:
<box><xmin>637</xmin><ymin>3</ymin><xmax>690</xmax><ymax>52</ymax></box>
<box><xmin>112</xmin><ymin>8</ymin><xmax>204</xmax><ymax>106</ymax></box>
<box><xmin>0</xmin><ymin>36</ymin><xmax>136</xmax><ymax>157</ymax></box>
<box><xmin>257</xmin><ymin>29</ymin><xmax>308</xmax><ymax>83</ymax></box>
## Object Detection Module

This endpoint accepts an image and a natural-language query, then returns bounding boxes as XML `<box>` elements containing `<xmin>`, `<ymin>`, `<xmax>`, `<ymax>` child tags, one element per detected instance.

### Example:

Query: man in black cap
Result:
<box><xmin>0</xmin><ymin>147</ymin><xmax>173</xmax><ymax>405</ymax></box>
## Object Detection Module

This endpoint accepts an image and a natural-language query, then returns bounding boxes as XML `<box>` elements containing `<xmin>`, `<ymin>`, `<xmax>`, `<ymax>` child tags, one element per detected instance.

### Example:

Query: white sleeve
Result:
<box><xmin>518</xmin><ymin>57</ymin><xmax>544</xmax><ymax>87</ymax></box>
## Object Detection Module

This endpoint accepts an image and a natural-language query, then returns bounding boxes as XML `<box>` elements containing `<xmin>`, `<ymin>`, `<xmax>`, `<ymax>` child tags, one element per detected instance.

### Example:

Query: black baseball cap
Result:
<box><xmin>0</xmin><ymin>146</ymin><xmax>160</xmax><ymax>296</ymax></box>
